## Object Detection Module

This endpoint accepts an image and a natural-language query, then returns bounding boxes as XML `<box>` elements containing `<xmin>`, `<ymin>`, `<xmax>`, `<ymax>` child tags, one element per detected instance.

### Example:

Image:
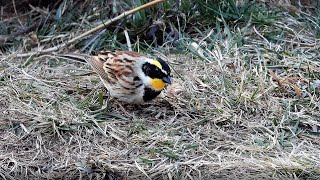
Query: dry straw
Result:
<box><xmin>2</xmin><ymin>0</ymin><xmax>166</xmax><ymax>58</ymax></box>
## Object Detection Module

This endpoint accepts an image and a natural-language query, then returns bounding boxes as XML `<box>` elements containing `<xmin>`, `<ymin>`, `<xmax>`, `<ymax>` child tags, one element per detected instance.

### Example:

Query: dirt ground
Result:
<box><xmin>1</xmin><ymin>0</ymin><xmax>320</xmax><ymax>179</ymax></box>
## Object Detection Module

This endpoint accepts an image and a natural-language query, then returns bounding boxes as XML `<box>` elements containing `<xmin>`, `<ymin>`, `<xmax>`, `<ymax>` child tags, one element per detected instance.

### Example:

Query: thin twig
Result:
<box><xmin>5</xmin><ymin>0</ymin><xmax>165</xmax><ymax>58</ymax></box>
<box><xmin>124</xmin><ymin>29</ymin><xmax>132</xmax><ymax>51</ymax></box>
<box><xmin>12</xmin><ymin>0</ymin><xmax>23</xmax><ymax>27</ymax></box>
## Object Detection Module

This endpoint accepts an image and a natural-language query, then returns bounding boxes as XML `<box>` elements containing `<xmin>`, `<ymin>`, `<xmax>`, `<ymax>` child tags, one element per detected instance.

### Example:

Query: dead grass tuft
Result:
<box><xmin>0</xmin><ymin>0</ymin><xmax>320</xmax><ymax>179</ymax></box>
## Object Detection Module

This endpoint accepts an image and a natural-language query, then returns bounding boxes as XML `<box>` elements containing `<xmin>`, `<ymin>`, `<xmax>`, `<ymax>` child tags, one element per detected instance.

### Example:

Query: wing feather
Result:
<box><xmin>86</xmin><ymin>51</ymin><xmax>142</xmax><ymax>89</ymax></box>
<box><xmin>86</xmin><ymin>56</ymin><xmax>115</xmax><ymax>83</ymax></box>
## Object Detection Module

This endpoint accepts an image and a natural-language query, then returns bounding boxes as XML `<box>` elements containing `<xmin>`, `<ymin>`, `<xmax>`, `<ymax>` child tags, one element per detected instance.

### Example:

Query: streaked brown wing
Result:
<box><xmin>86</xmin><ymin>55</ymin><xmax>113</xmax><ymax>83</ymax></box>
<box><xmin>86</xmin><ymin>51</ymin><xmax>141</xmax><ymax>87</ymax></box>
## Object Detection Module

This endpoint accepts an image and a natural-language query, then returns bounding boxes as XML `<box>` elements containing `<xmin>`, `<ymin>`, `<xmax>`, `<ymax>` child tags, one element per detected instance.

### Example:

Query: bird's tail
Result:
<box><xmin>55</xmin><ymin>53</ymin><xmax>91</xmax><ymax>63</ymax></box>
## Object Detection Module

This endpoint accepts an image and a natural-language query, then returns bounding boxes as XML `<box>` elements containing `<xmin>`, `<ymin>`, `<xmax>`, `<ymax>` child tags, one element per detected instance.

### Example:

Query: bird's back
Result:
<box><xmin>87</xmin><ymin>51</ymin><xmax>146</xmax><ymax>103</ymax></box>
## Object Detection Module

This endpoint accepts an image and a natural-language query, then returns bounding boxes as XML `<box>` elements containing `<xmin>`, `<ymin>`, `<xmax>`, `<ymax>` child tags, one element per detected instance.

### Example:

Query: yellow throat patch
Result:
<box><xmin>150</xmin><ymin>78</ymin><xmax>166</xmax><ymax>91</ymax></box>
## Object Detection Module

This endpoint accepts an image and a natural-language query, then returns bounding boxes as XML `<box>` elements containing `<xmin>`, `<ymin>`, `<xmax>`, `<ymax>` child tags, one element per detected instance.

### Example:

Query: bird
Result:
<box><xmin>60</xmin><ymin>50</ymin><xmax>172</xmax><ymax>104</ymax></box>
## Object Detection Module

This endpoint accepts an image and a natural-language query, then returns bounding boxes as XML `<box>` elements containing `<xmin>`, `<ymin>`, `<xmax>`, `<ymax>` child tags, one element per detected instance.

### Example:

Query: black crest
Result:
<box><xmin>142</xmin><ymin>57</ymin><xmax>171</xmax><ymax>79</ymax></box>
<box><xmin>157</xmin><ymin>57</ymin><xmax>171</xmax><ymax>75</ymax></box>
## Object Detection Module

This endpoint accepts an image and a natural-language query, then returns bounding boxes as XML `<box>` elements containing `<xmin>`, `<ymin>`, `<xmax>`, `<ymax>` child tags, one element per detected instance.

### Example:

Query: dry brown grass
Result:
<box><xmin>1</xmin><ymin>0</ymin><xmax>320</xmax><ymax>179</ymax></box>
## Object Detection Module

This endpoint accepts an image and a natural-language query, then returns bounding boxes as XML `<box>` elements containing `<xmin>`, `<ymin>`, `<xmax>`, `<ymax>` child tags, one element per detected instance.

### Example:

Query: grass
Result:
<box><xmin>0</xmin><ymin>0</ymin><xmax>320</xmax><ymax>179</ymax></box>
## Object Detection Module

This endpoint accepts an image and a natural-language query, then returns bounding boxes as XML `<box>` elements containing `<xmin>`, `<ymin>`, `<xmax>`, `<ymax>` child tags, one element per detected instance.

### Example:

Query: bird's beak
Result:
<box><xmin>162</xmin><ymin>76</ymin><xmax>172</xmax><ymax>84</ymax></box>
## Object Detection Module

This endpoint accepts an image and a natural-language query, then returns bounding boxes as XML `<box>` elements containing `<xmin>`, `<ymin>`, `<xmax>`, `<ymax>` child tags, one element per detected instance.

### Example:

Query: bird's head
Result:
<box><xmin>140</xmin><ymin>57</ymin><xmax>171</xmax><ymax>91</ymax></box>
